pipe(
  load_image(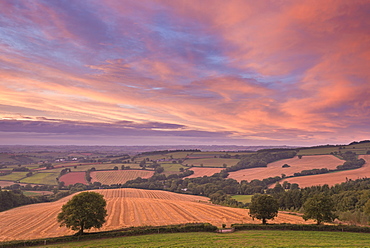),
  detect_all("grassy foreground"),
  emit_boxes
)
[40,230,370,248]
